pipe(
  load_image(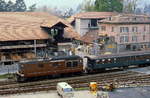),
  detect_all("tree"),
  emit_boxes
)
[135,8,143,14]
[14,0,26,12]
[144,4,150,14]
[123,0,139,13]
[0,0,6,12]
[63,8,75,18]
[94,0,123,12]
[28,4,36,12]
[82,0,95,12]
[82,0,123,12]
[6,0,14,12]
[110,0,123,12]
